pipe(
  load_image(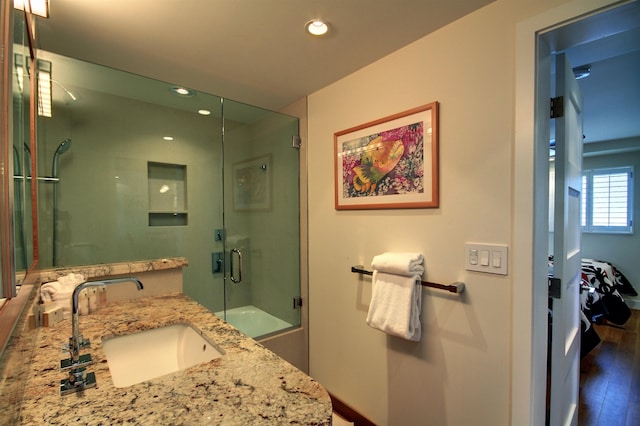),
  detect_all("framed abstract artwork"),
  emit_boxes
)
[233,154,272,211]
[334,102,439,210]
